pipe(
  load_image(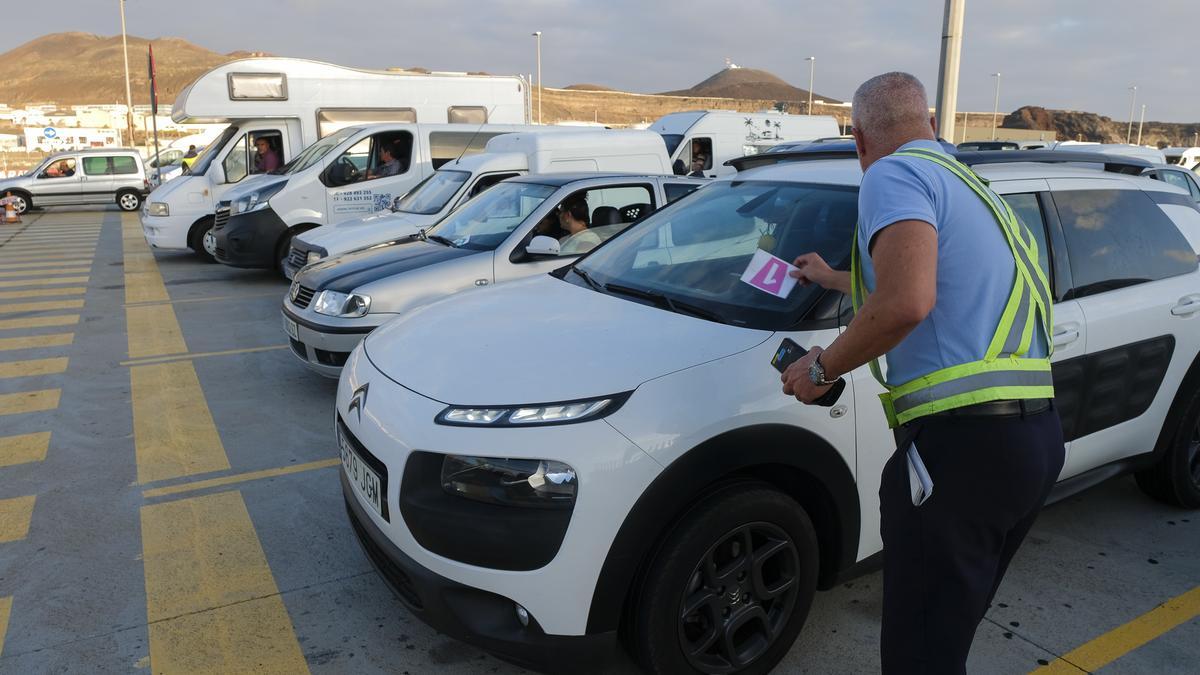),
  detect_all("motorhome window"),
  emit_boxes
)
[572,180,860,330]
[286,127,358,175]
[316,109,416,137]
[184,126,238,176]
[426,182,556,251]
[428,131,503,169]
[395,170,470,214]
[447,106,488,124]
[228,72,287,100]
